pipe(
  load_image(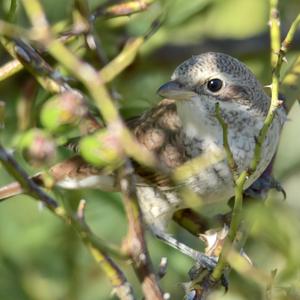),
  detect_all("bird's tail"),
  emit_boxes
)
[0,155,117,201]
[0,181,23,200]
[0,173,45,201]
